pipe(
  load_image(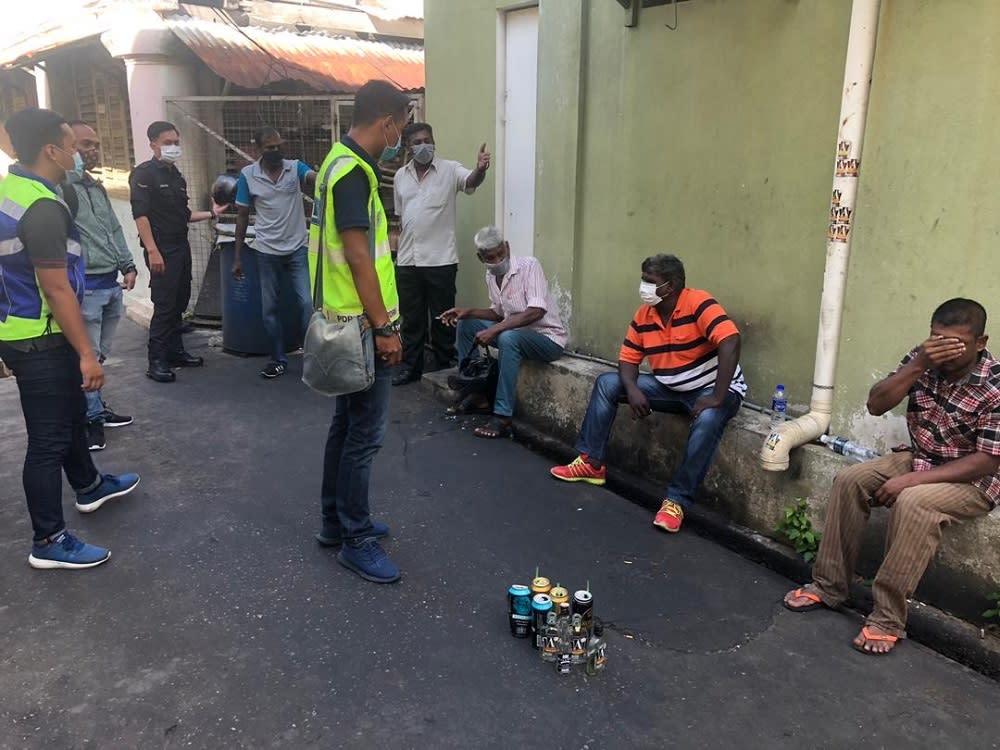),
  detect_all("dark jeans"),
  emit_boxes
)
[145,242,192,363]
[396,264,457,375]
[575,372,742,508]
[0,341,101,540]
[257,246,313,364]
[319,360,392,543]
